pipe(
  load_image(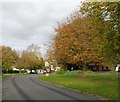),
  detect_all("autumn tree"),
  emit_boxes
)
[15,44,44,72]
[46,42,56,63]
[80,2,120,78]
[53,13,103,71]
[2,46,18,73]
[27,44,44,69]
[15,51,40,71]
[27,44,42,59]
